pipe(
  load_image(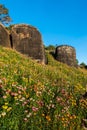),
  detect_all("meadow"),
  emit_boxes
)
[0,46,87,130]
